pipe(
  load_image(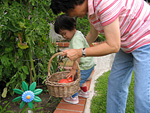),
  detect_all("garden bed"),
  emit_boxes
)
[0,86,61,113]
